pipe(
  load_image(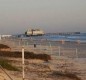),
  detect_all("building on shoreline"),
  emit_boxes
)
[25,29,44,36]
[0,35,12,40]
